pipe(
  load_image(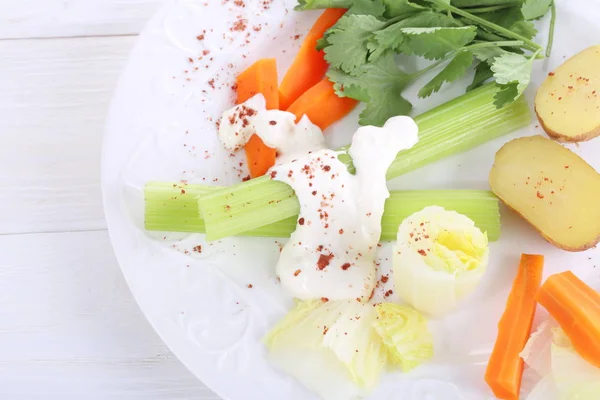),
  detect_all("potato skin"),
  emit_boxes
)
[535,45,600,143]
[489,136,600,252]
